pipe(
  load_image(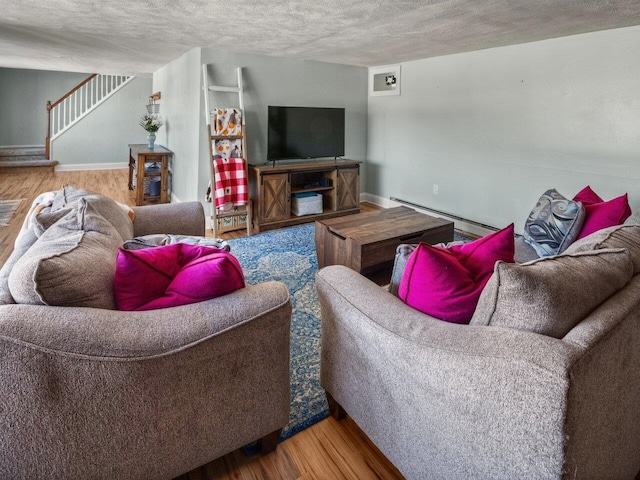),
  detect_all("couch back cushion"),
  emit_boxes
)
[470,248,634,338]
[398,224,514,324]
[51,186,134,240]
[113,243,245,311]
[8,198,123,309]
[564,224,640,275]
